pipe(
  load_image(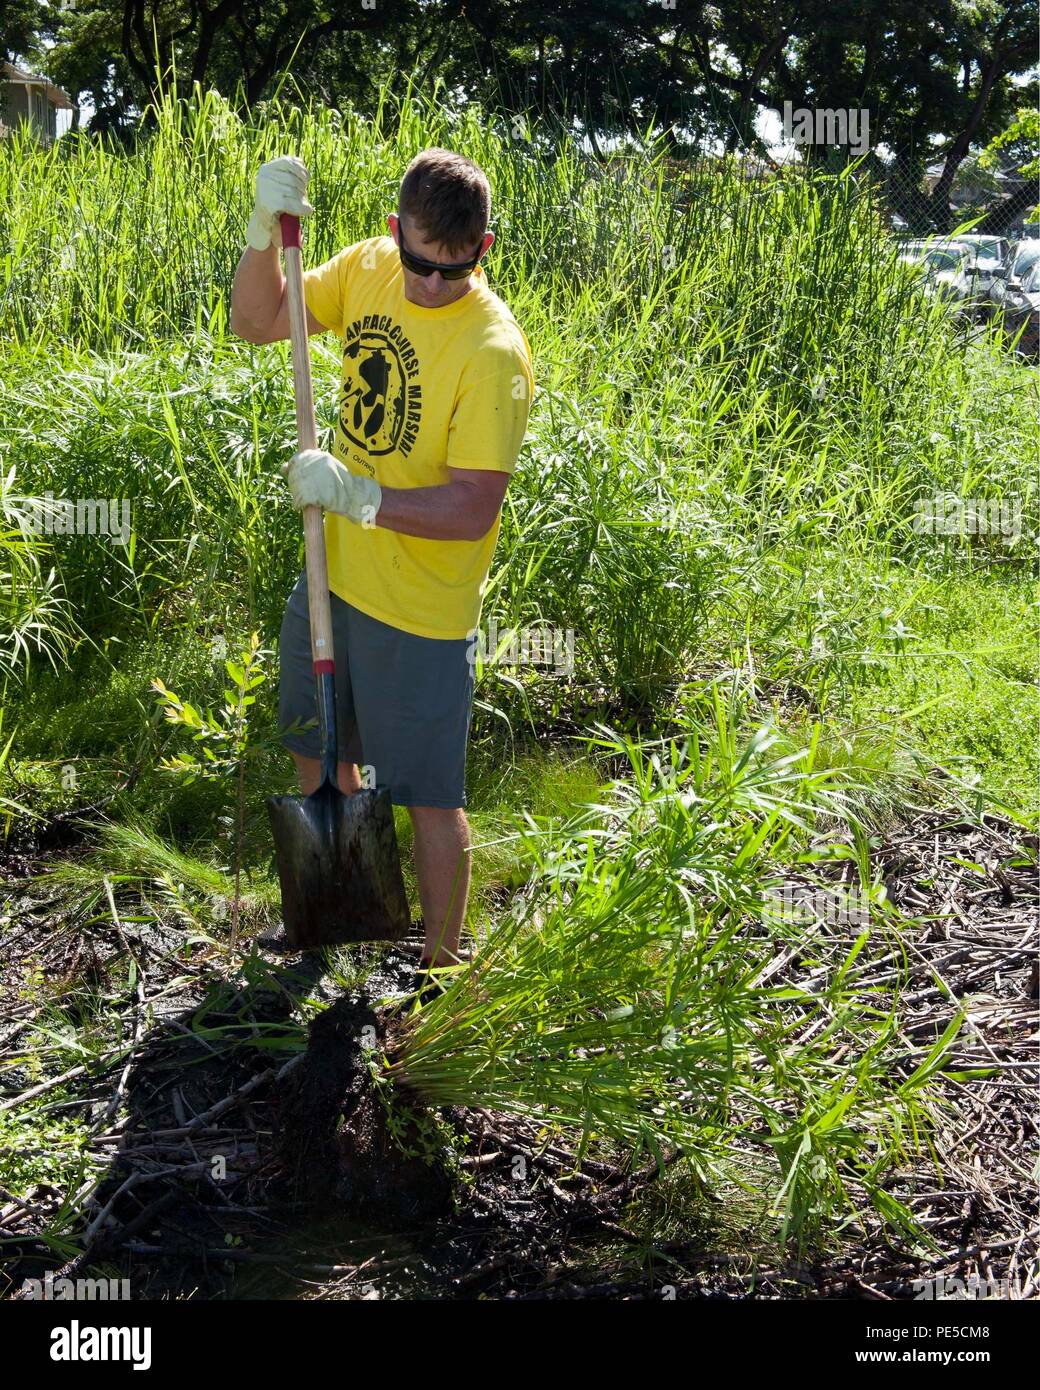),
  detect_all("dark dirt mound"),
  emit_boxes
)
[274,992,454,1222]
